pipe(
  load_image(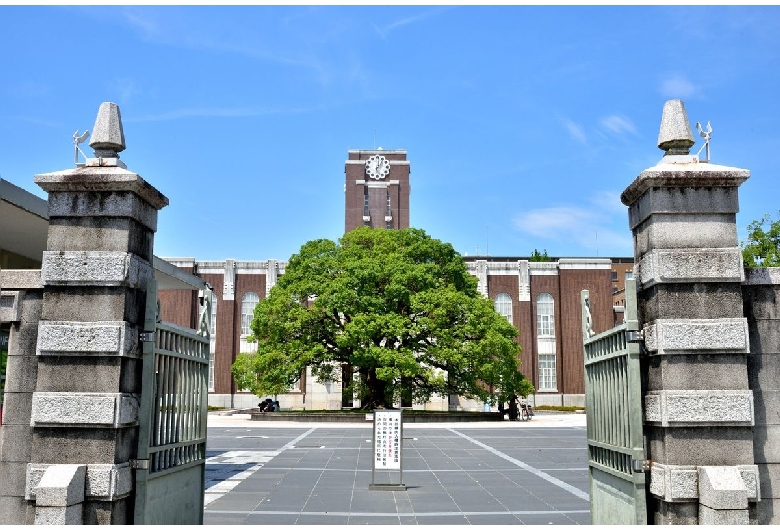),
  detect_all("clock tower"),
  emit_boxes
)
[344,149,410,233]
